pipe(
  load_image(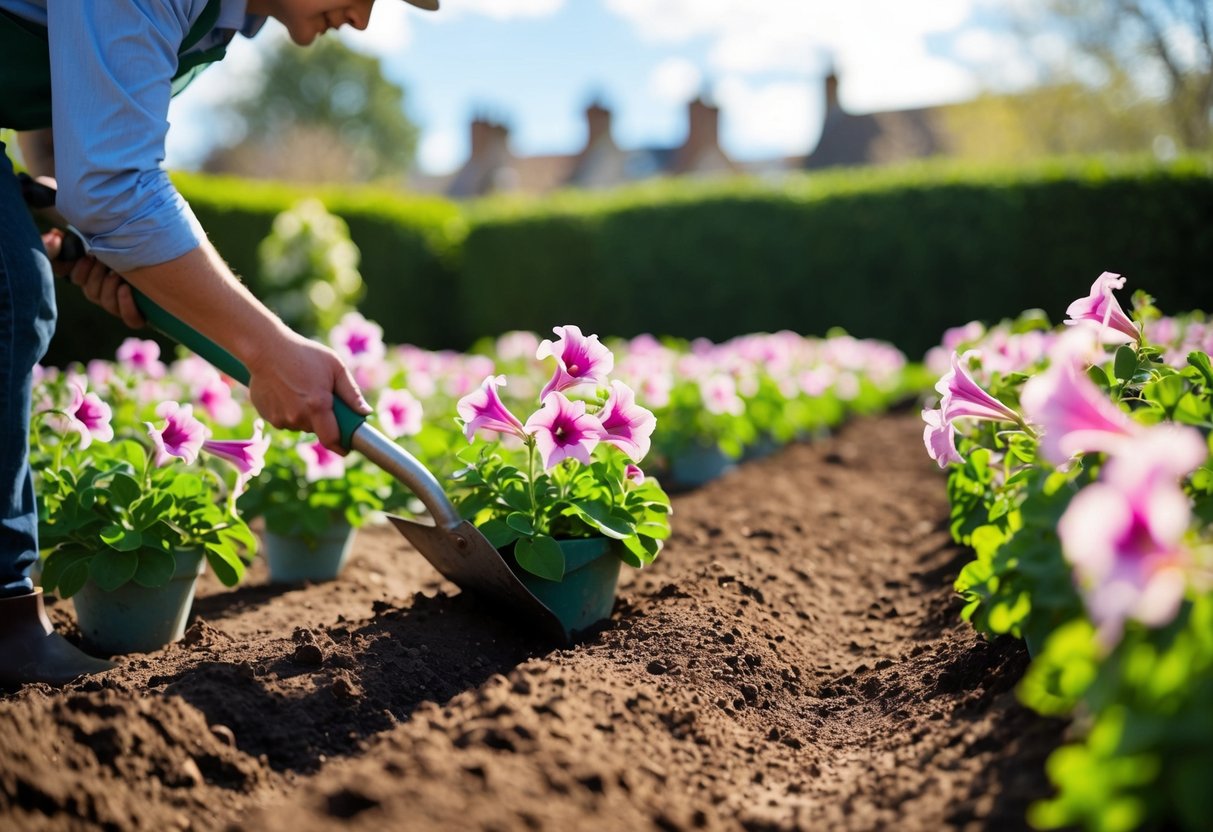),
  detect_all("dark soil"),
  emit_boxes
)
[1,411,1063,831]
